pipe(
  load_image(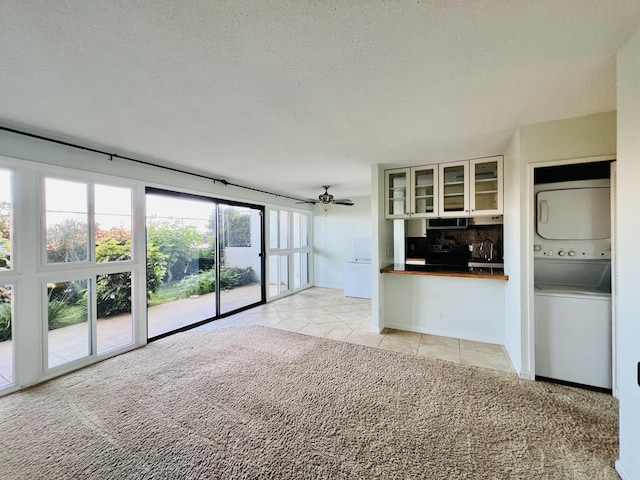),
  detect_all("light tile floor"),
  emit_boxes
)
[198,287,515,374]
